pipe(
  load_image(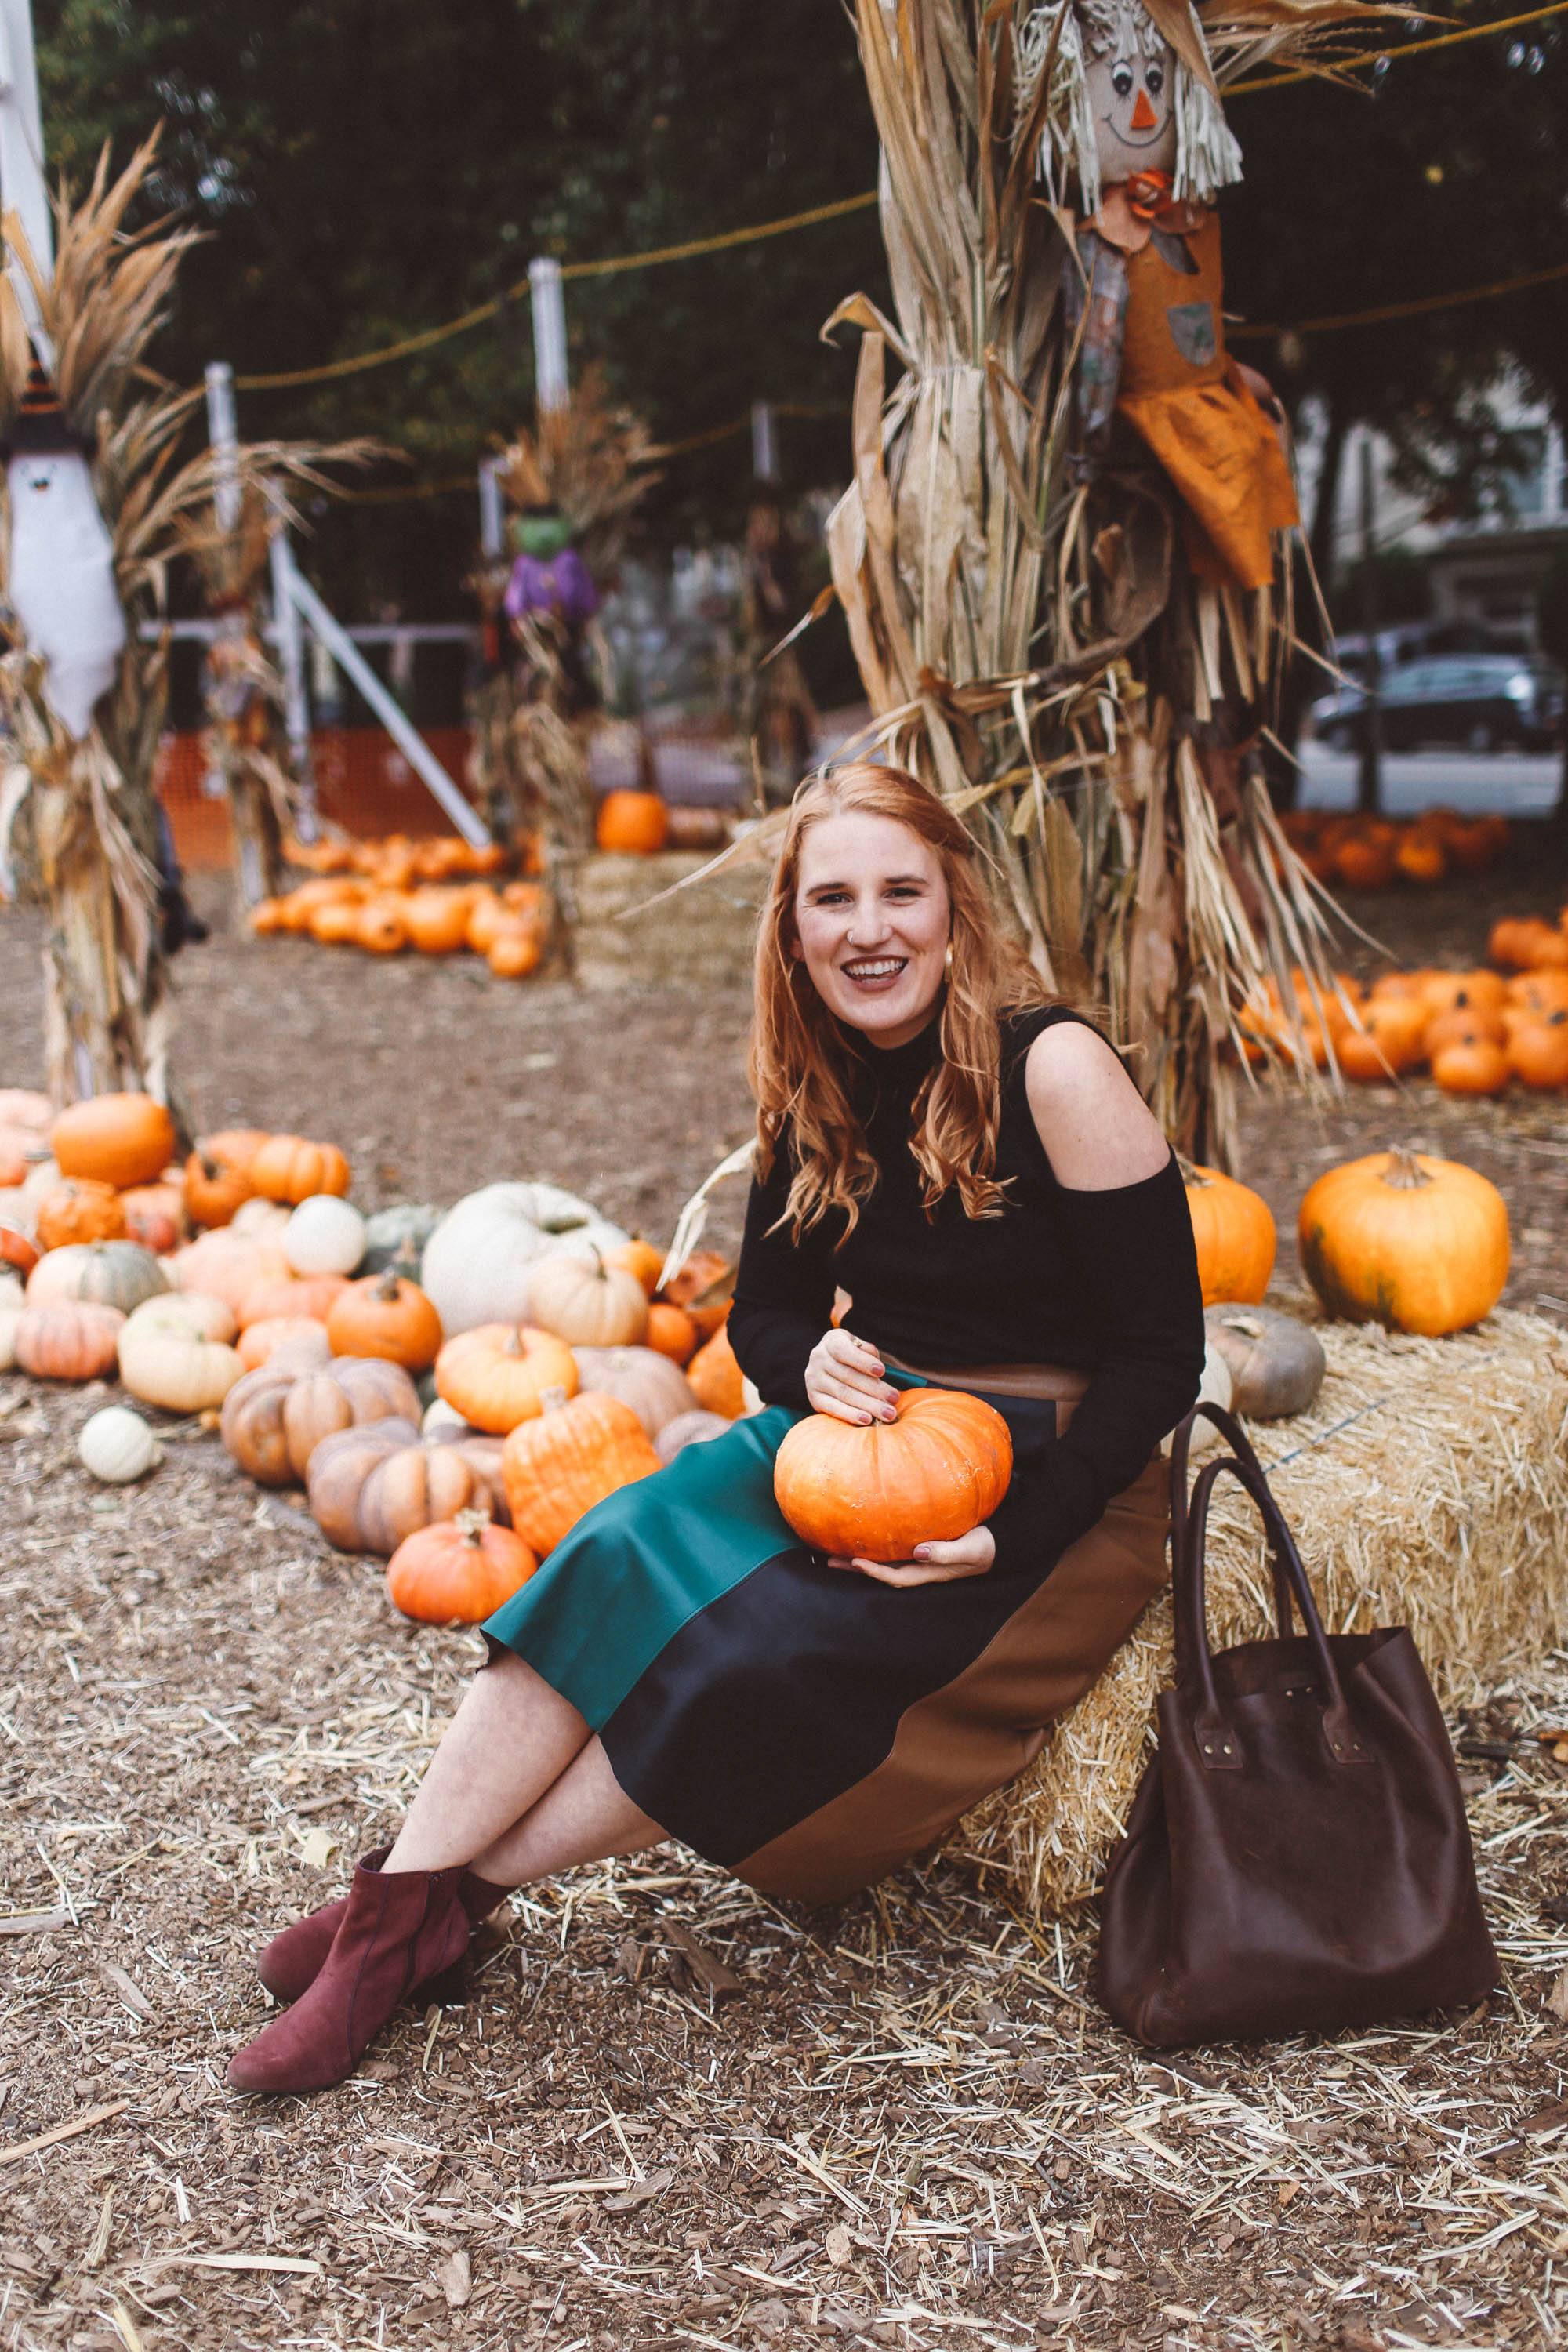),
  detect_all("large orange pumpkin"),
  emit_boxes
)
[1298,1148,1508,1337]
[386,1511,538,1625]
[249,1134,351,1204]
[501,1391,662,1555]
[434,1323,579,1434]
[1509,1010,1568,1091]
[325,1272,444,1371]
[596,789,669,855]
[52,1092,176,1190]
[1181,1165,1276,1307]
[773,1387,1014,1563]
[1430,1038,1510,1097]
